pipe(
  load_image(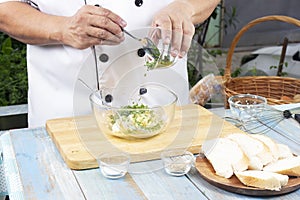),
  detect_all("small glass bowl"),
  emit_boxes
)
[228,94,267,122]
[97,152,130,179]
[161,149,194,176]
[132,27,178,70]
[144,42,178,70]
